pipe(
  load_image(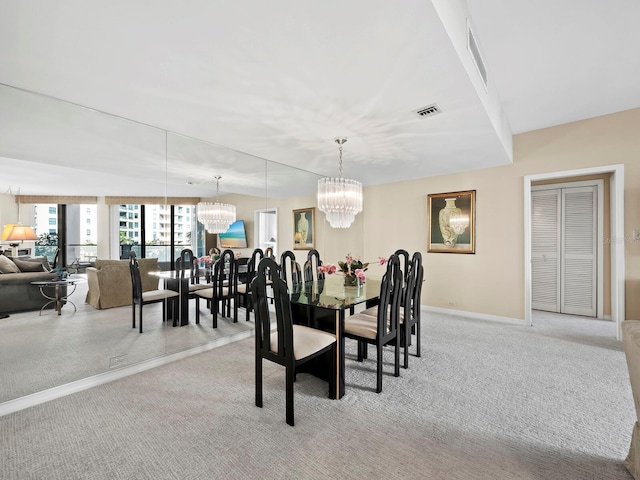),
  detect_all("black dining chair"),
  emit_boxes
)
[400,251,423,368]
[176,248,209,297]
[303,249,324,282]
[194,249,238,326]
[251,257,337,426]
[280,250,302,290]
[264,247,275,260]
[361,248,410,321]
[128,252,180,333]
[394,248,411,305]
[236,248,263,321]
[343,254,402,393]
[361,251,423,369]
